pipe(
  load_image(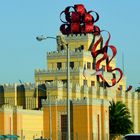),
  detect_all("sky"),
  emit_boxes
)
[0,0,140,89]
